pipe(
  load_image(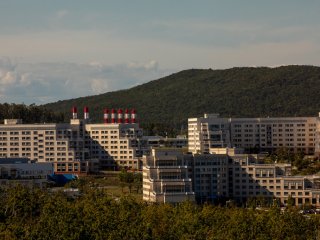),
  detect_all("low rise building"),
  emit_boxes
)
[0,157,54,188]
